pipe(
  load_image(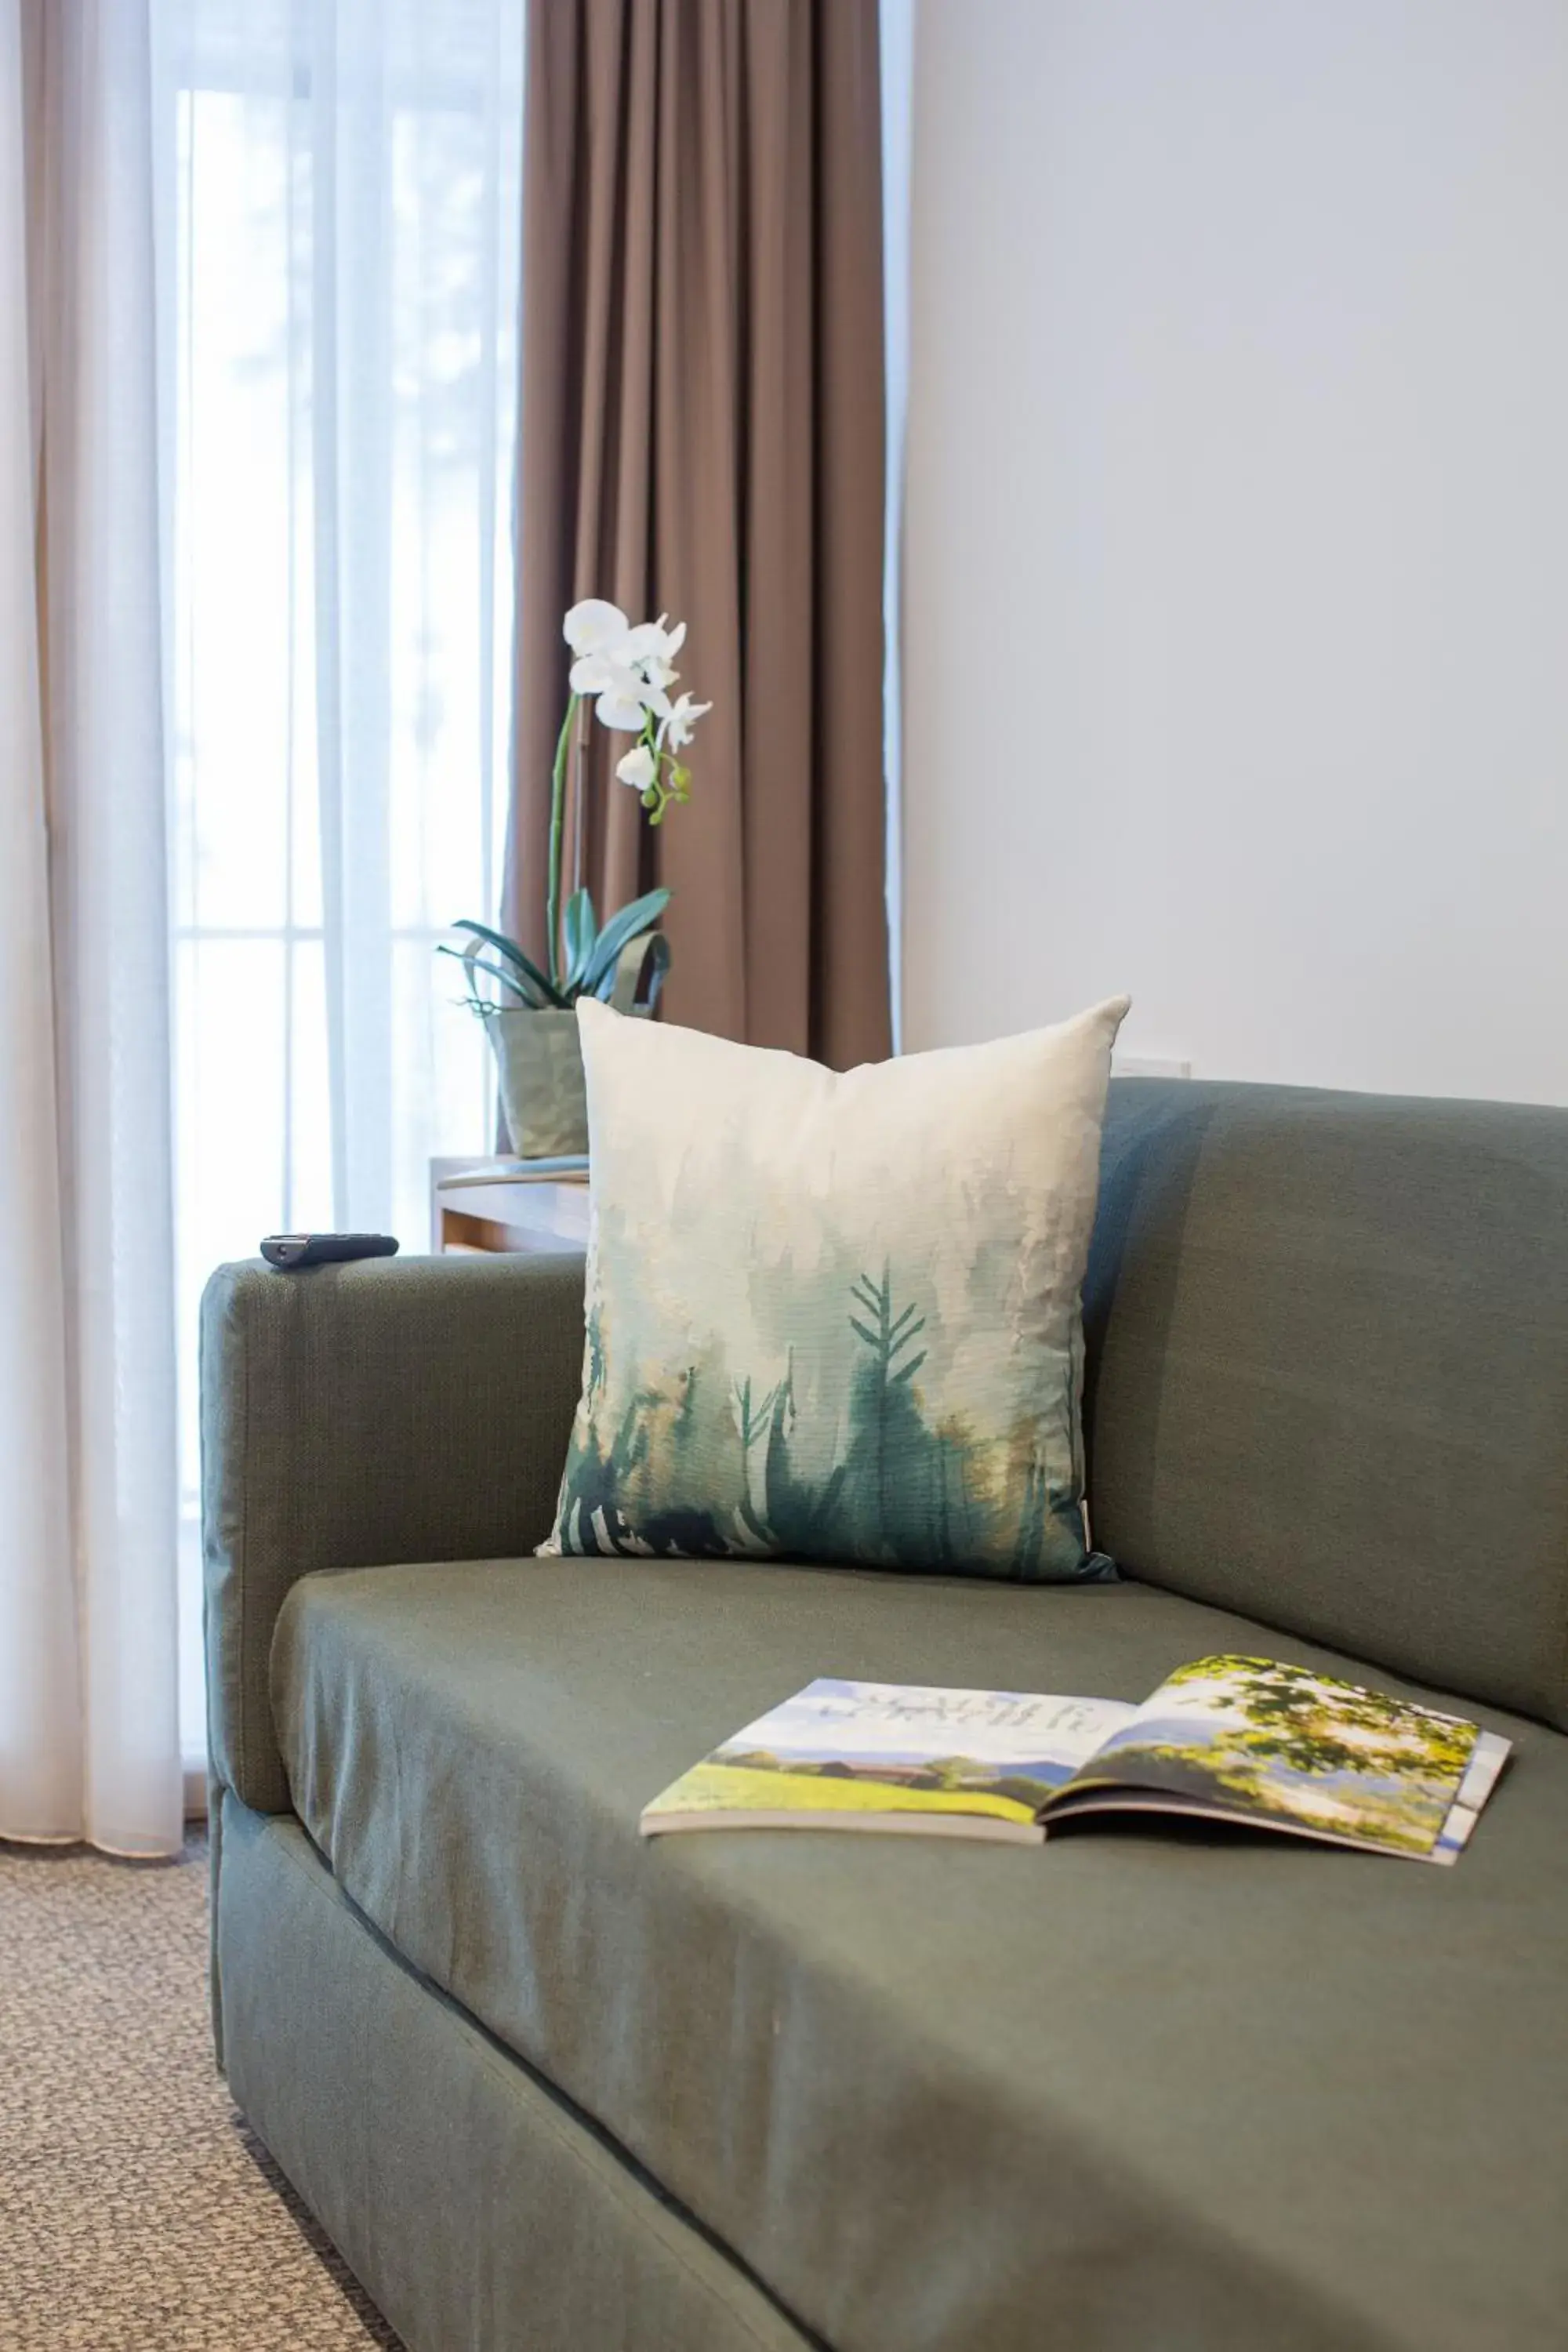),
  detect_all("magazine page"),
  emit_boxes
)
[641,1678,1138,1838]
[1044,1654,1506,1865]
